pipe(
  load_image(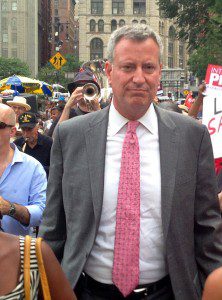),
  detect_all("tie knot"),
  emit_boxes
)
[127,121,139,133]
